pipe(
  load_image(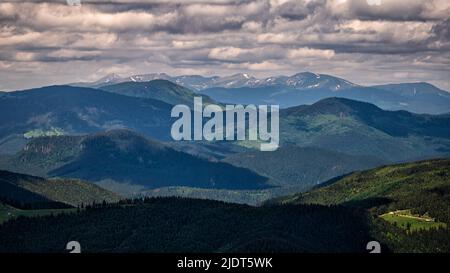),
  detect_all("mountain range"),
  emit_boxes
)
[70,72,360,91]
[199,79,450,114]
[145,98,450,201]
[71,72,450,114]
[71,72,260,90]
[0,130,268,190]
[1,82,449,199]
[0,70,448,253]
[0,85,176,155]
